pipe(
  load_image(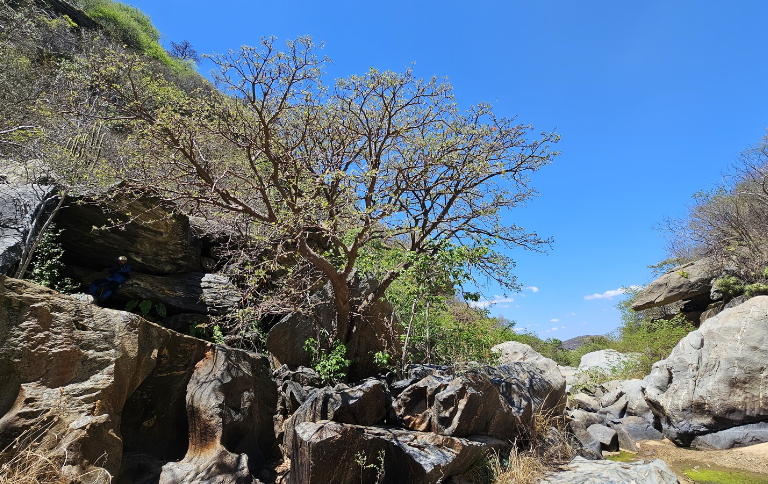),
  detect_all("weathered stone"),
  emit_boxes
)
[406,364,454,381]
[613,416,663,441]
[491,340,547,364]
[599,388,624,408]
[586,424,618,452]
[0,184,56,275]
[394,375,451,431]
[644,296,768,445]
[540,456,679,484]
[272,365,323,388]
[282,379,387,452]
[578,349,635,373]
[0,276,276,483]
[691,422,768,450]
[289,420,507,484]
[609,424,640,452]
[598,394,628,421]
[569,420,603,460]
[484,361,567,415]
[568,409,605,428]
[160,313,209,334]
[632,258,714,311]
[572,393,599,413]
[56,195,203,275]
[431,371,530,439]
